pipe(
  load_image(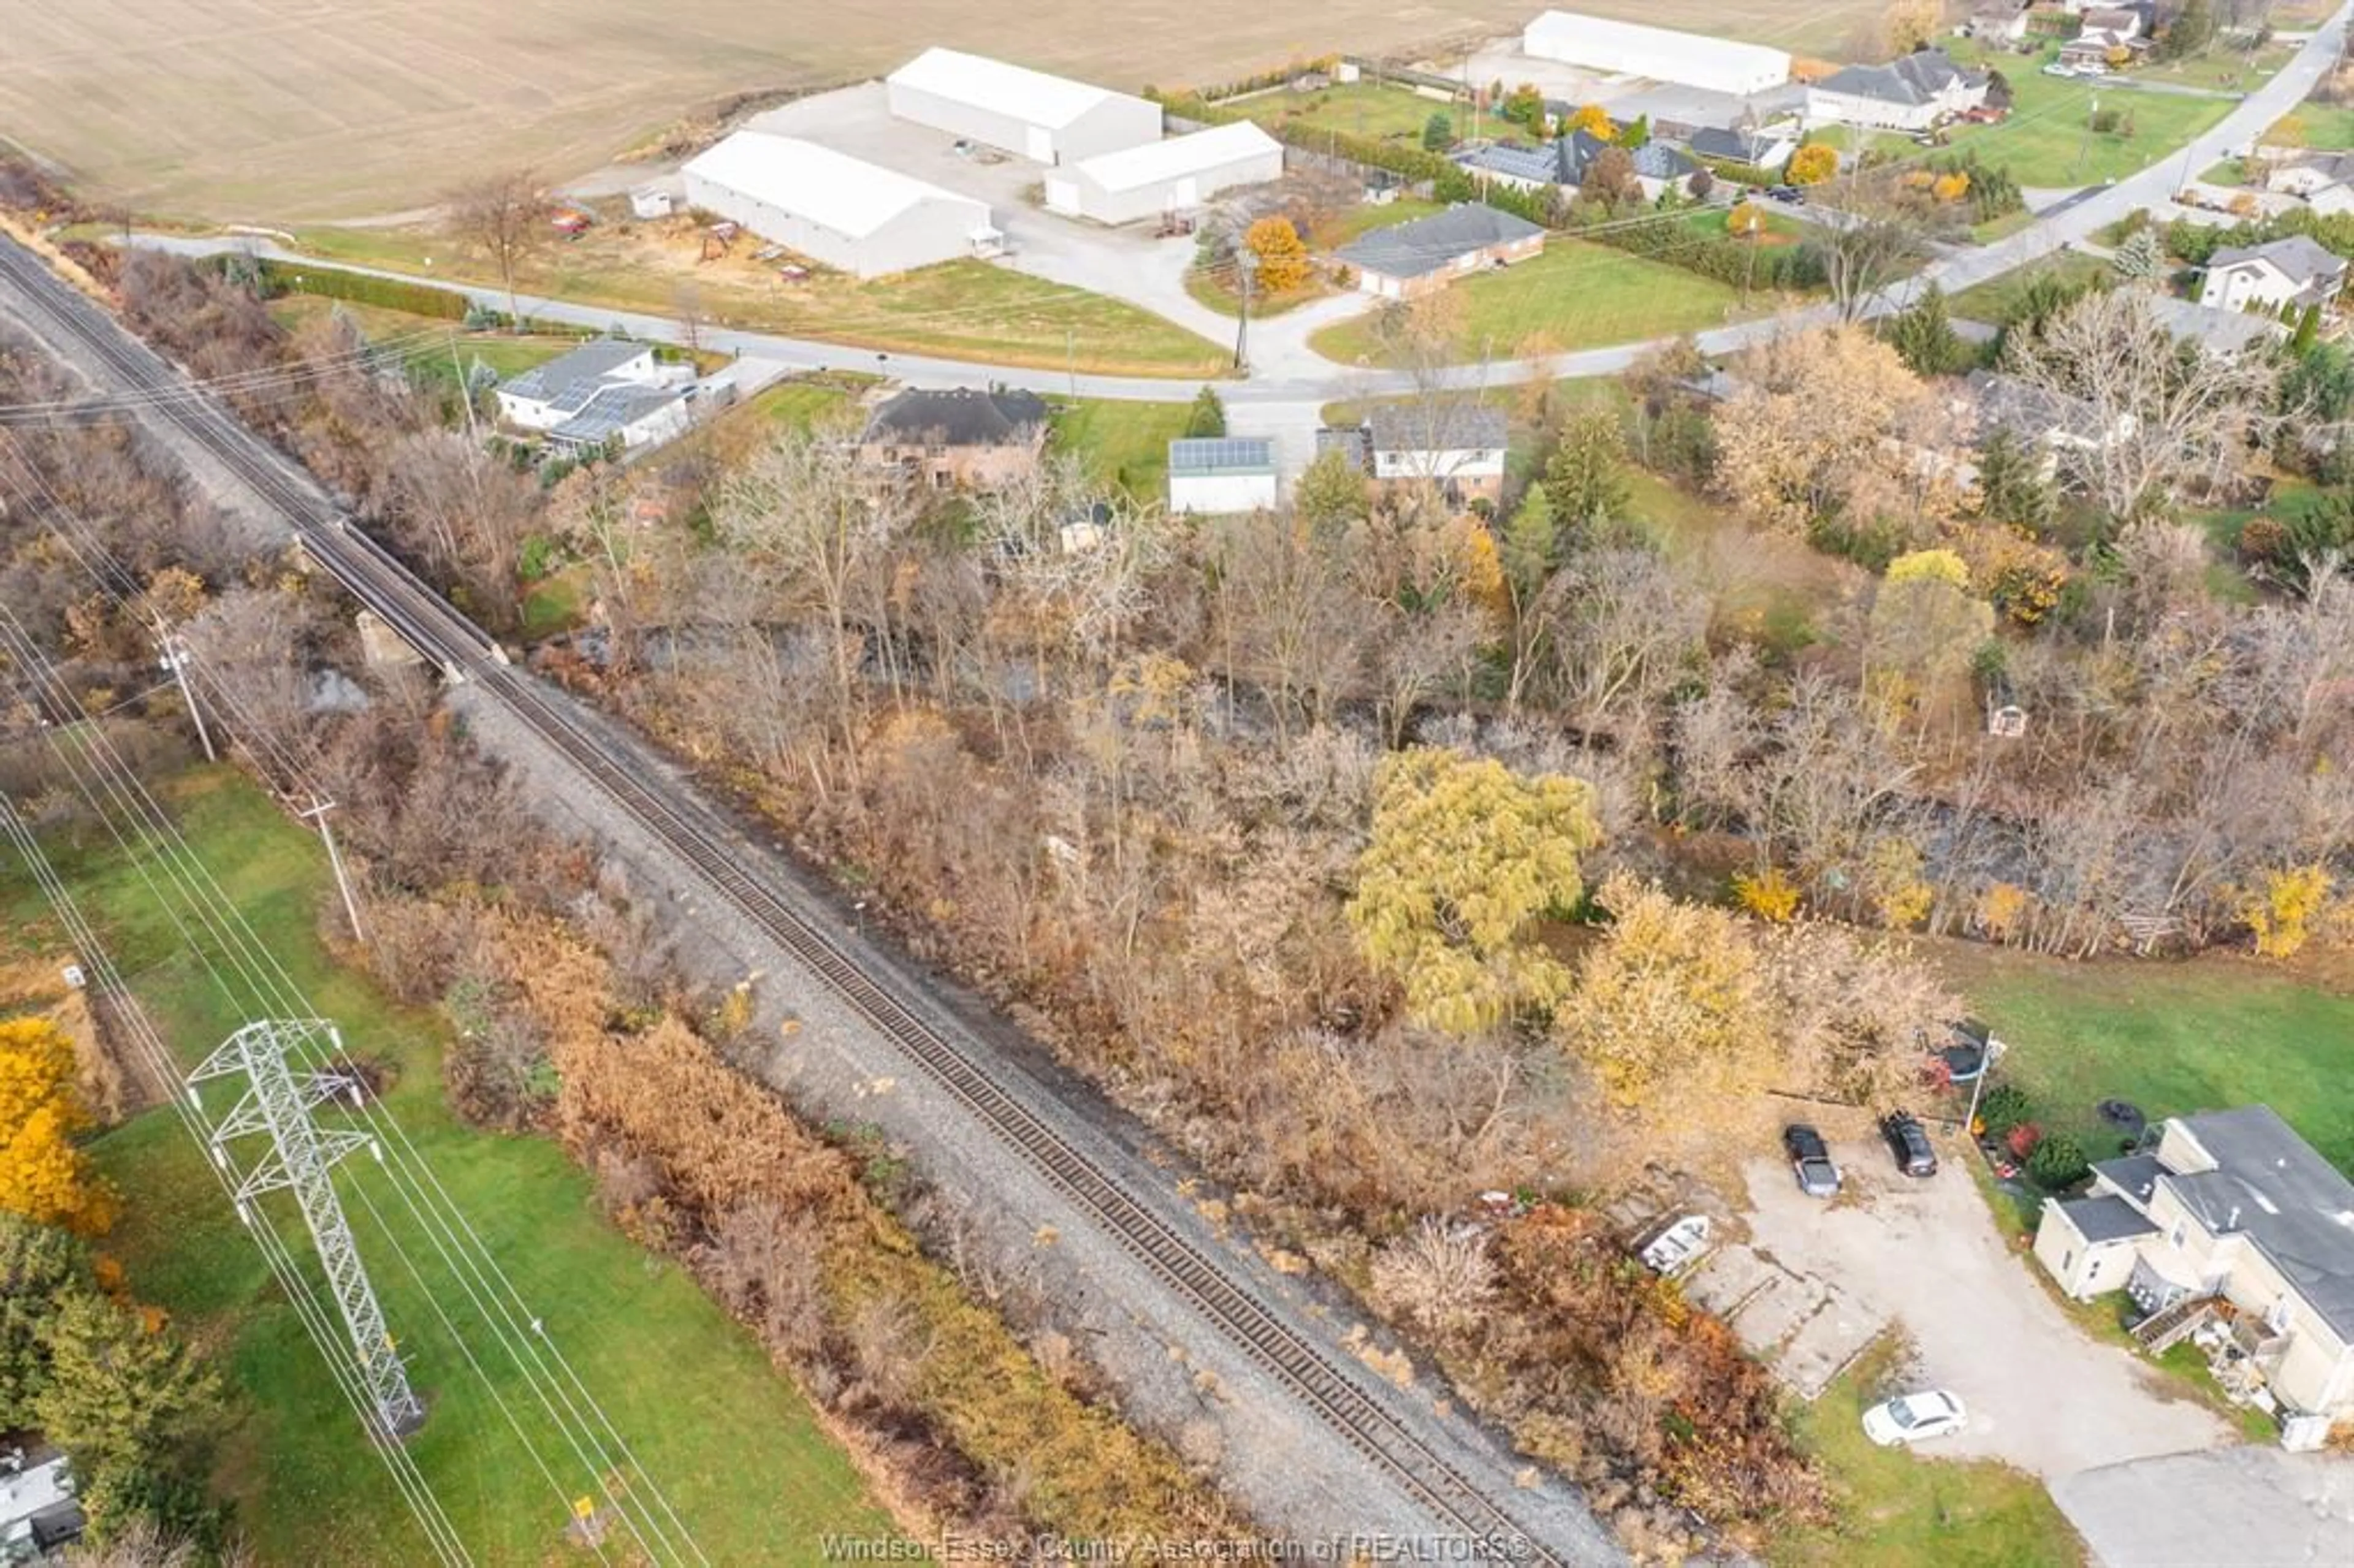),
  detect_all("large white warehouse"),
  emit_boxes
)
[1043,122,1284,224]
[682,132,999,280]
[886,48,1162,166]
[1522,12,1792,96]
